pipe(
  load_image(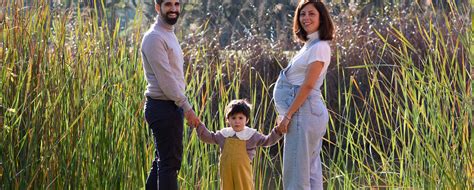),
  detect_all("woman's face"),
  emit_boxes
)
[299,4,320,34]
